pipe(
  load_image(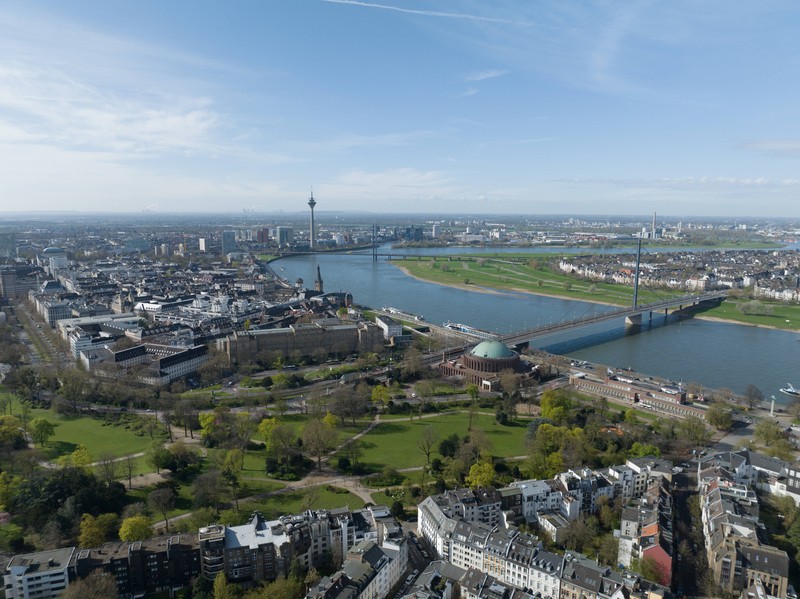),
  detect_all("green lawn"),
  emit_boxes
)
[246,486,365,521]
[396,256,800,333]
[396,257,667,307]
[698,299,800,332]
[46,415,160,460]
[354,412,530,471]
[7,396,159,460]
